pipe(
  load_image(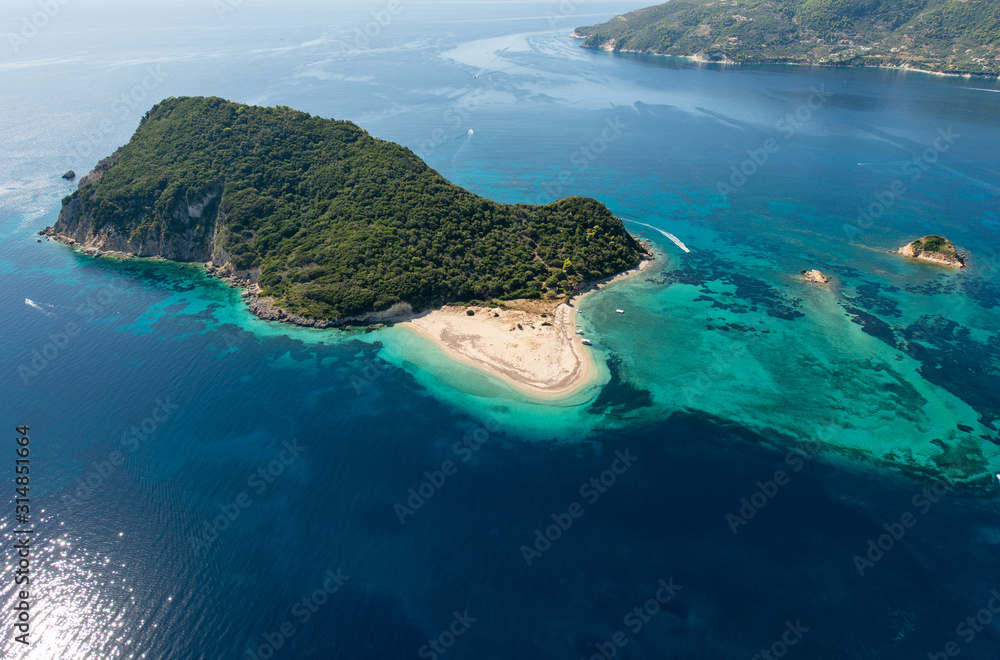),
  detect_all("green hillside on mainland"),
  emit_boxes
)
[574,0,1000,75]
[59,97,645,320]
